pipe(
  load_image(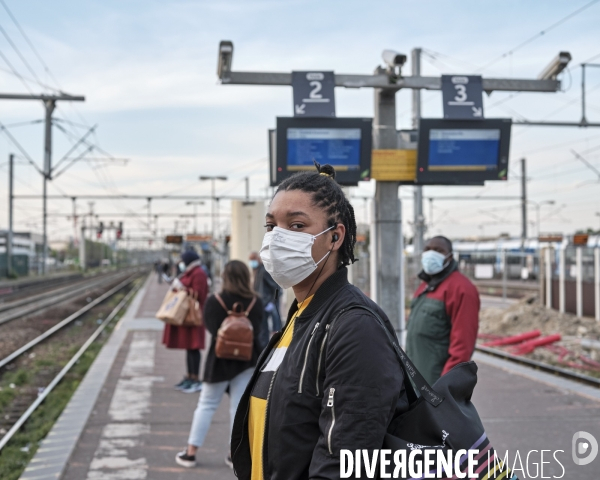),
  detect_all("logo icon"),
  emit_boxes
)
[572,431,598,466]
